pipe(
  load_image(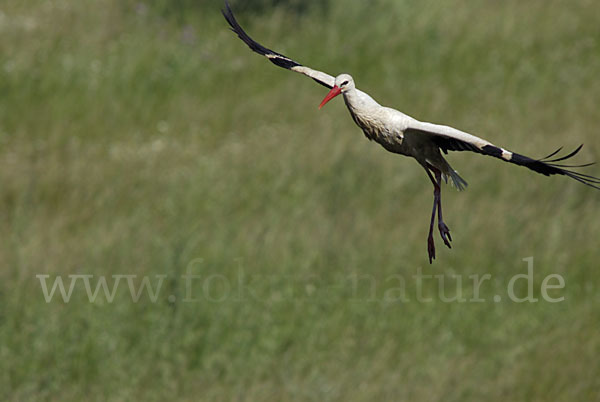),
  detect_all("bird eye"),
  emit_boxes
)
[341,80,349,87]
